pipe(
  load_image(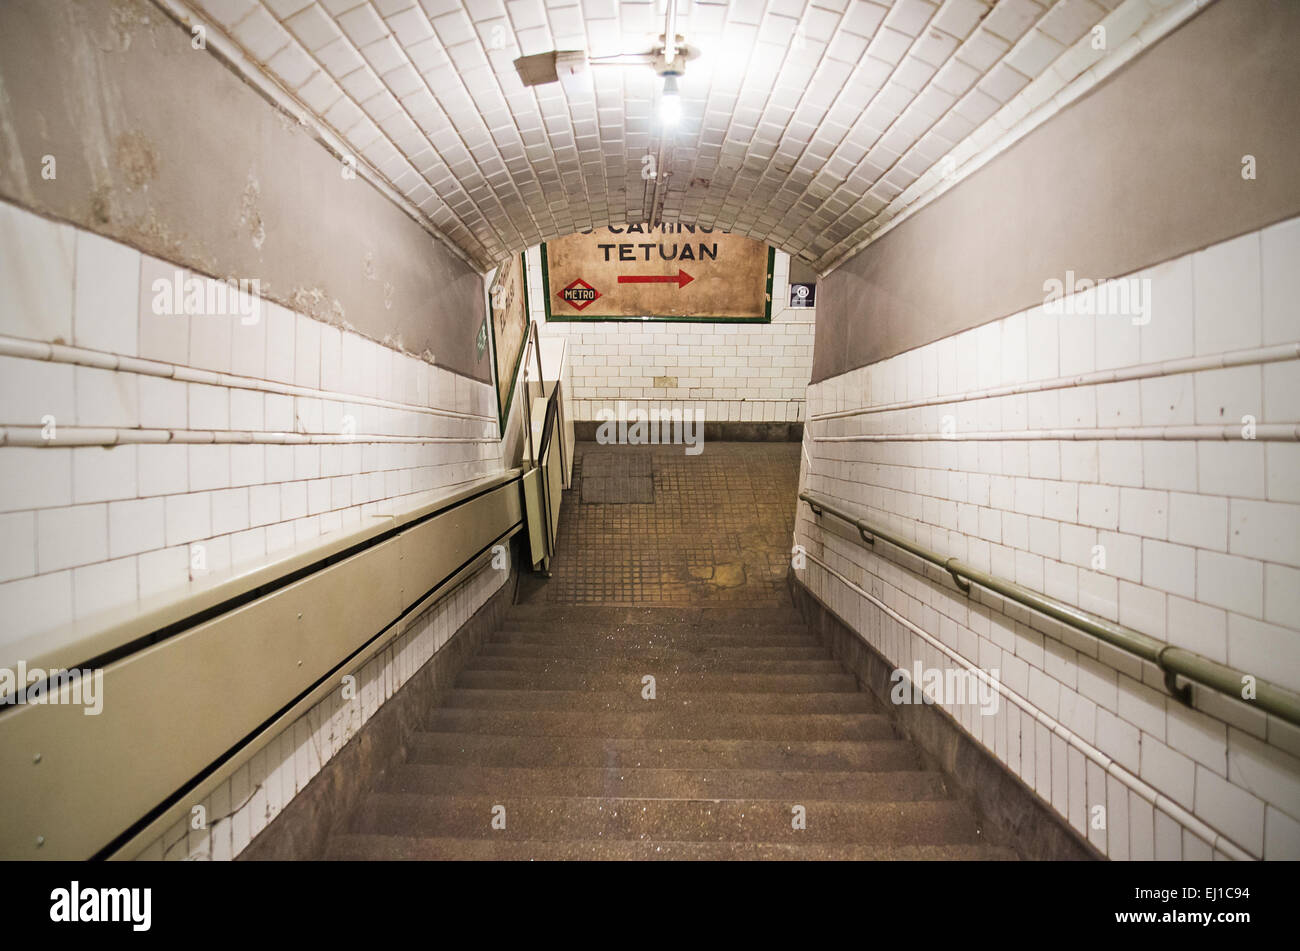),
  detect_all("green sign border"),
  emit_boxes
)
[489,250,530,433]
[541,241,775,324]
